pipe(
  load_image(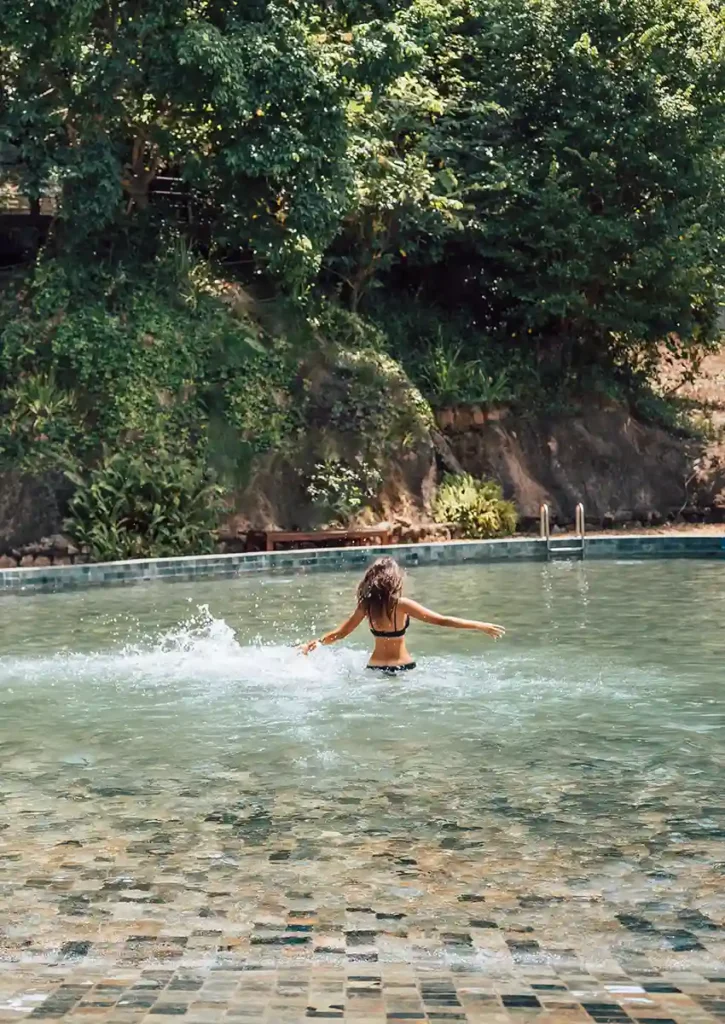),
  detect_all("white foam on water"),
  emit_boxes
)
[0,605,340,689]
[0,602,671,712]
[0,604,718,778]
